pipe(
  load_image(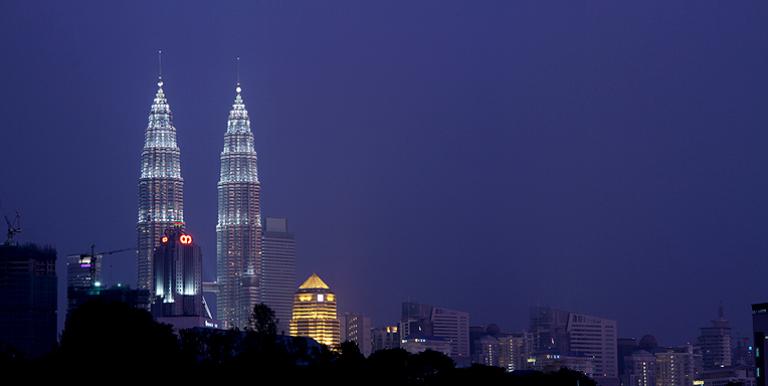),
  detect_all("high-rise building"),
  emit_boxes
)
[752,303,768,386]
[0,244,57,357]
[529,306,618,386]
[732,336,754,368]
[499,332,533,372]
[290,274,340,347]
[655,345,697,386]
[217,82,262,329]
[567,312,619,386]
[66,251,102,313]
[529,306,571,353]
[371,325,400,353]
[401,301,470,366]
[137,75,184,293]
[261,217,296,335]
[340,312,373,356]
[624,350,657,386]
[698,306,732,370]
[619,337,640,384]
[67,251,101,290]
[151,227,214,330]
